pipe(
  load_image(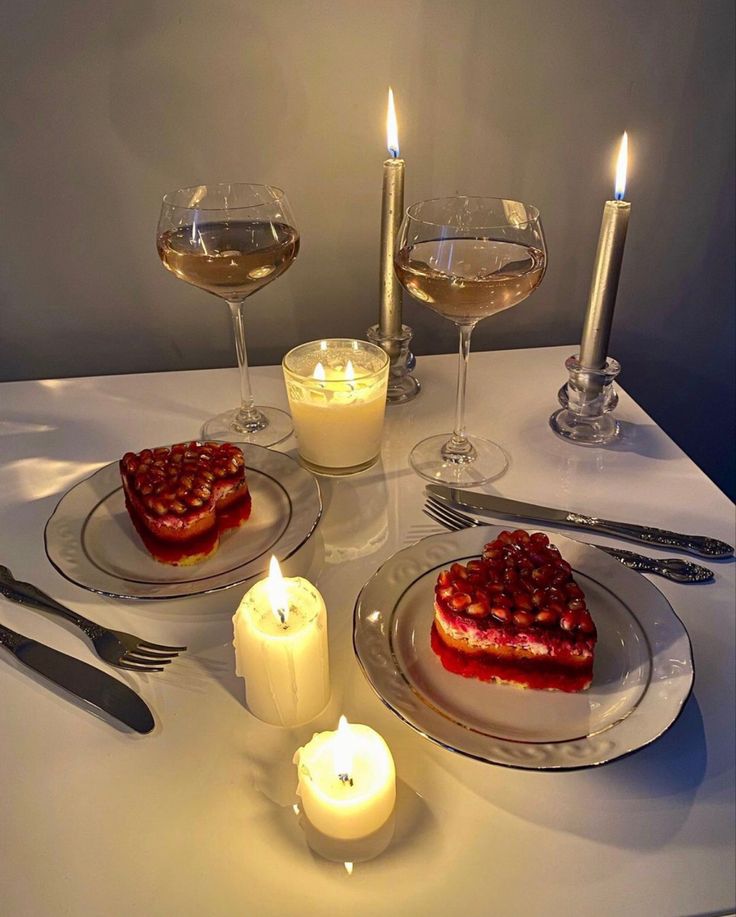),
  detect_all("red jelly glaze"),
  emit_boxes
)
[126,491,252,564]
[430,624,593,693]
